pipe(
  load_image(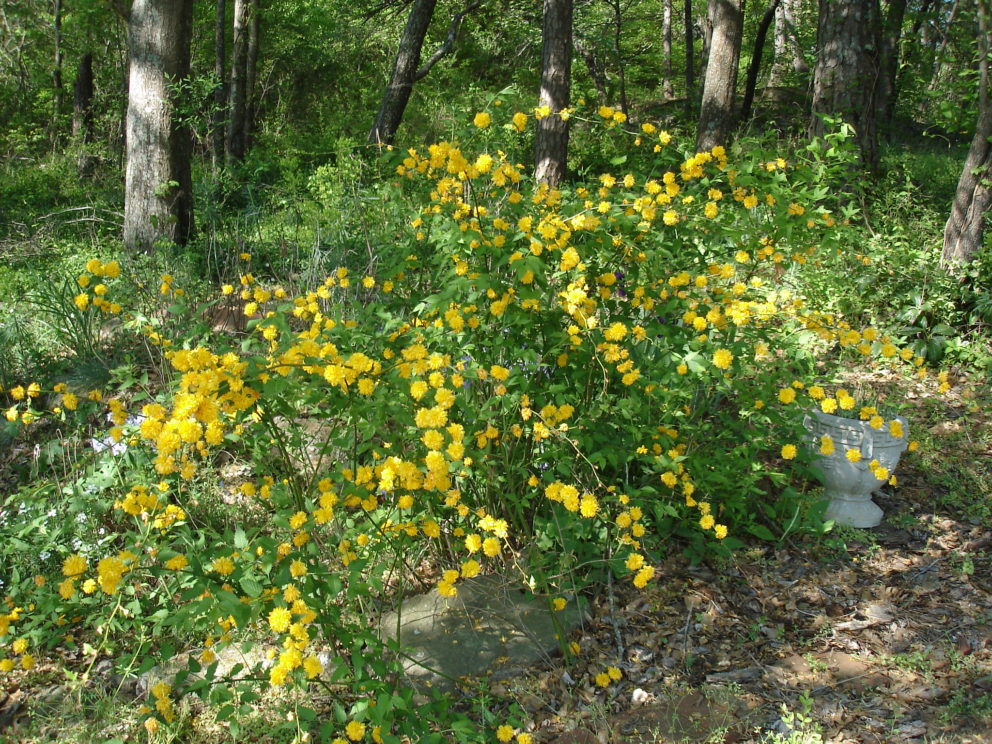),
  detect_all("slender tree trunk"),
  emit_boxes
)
[943,0,992,270]
[226,0,249,163]
[123,0,196,252]
[73,52,96,175]
[575,34,608,104]
[368,0,438,145]
[52,0,64,144]
[535,0,573,186]
[72,53,94,139]
[809,0,881,173]
[739,0,780,124]
[662,0,674,99]
[212,0,226,172]
[245,0,260,148]
[684,0,694,118]
[767,0,807,86]
[697,0,745,151]
[605,0,629,116]
[927,0,959,94]
[700,6,714,83]
[876,0,907,138]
